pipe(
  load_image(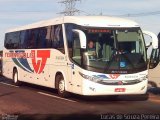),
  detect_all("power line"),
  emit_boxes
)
[79,9,160,17]
[116,11,160,17]
[80,10,94,16]
[0,9,160,18]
